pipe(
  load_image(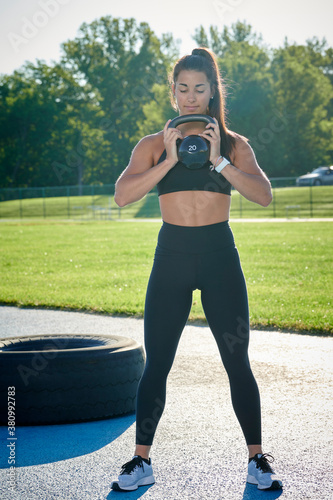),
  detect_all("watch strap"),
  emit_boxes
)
[215,157,230,173]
